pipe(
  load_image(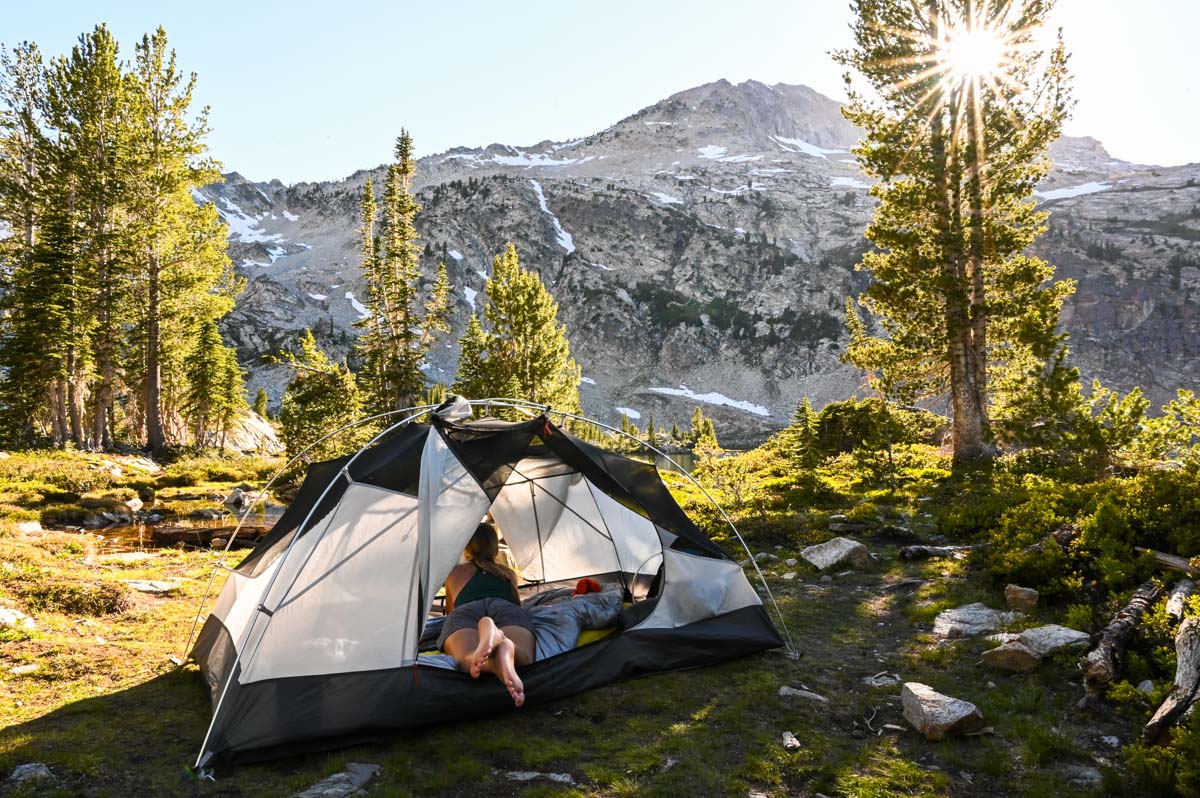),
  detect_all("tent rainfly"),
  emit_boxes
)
[189,397,788,768]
